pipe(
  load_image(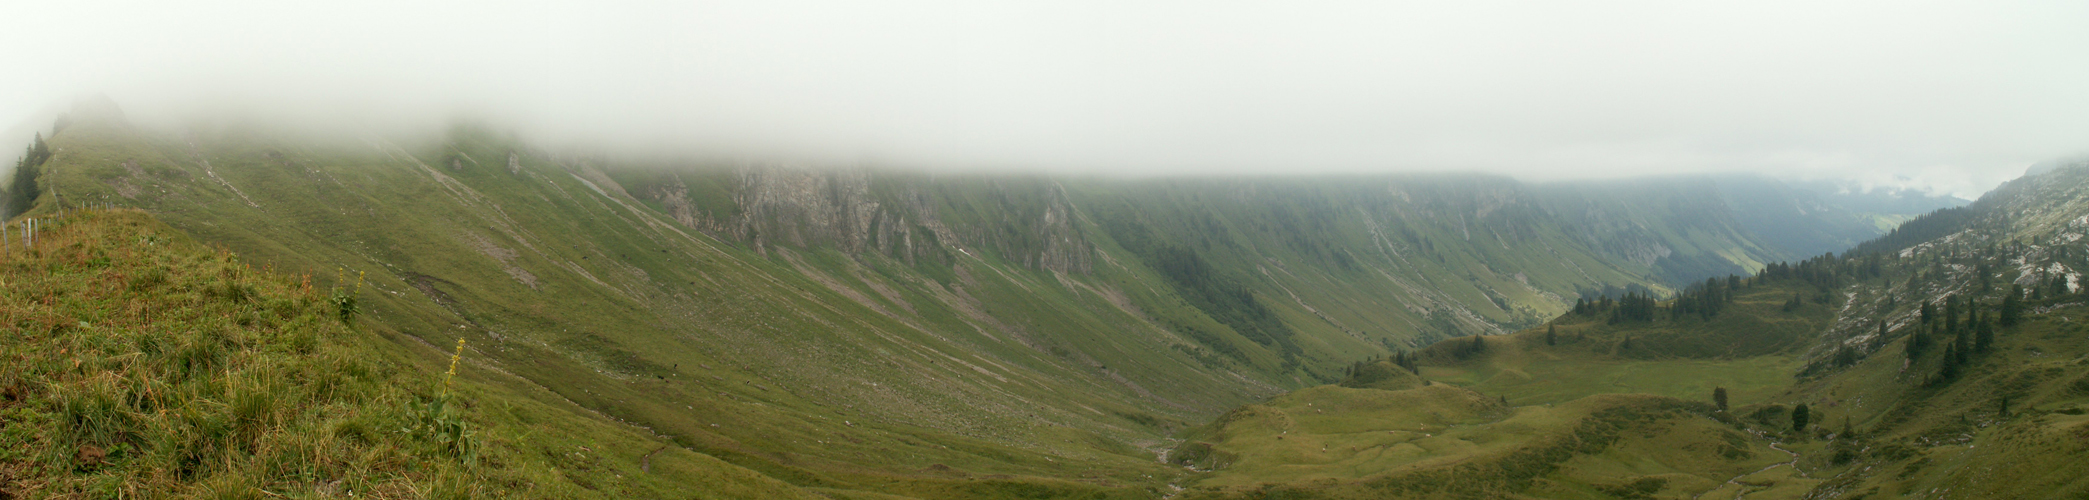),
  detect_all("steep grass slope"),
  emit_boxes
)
[0,209,818,498]
[28,116,1198,496]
